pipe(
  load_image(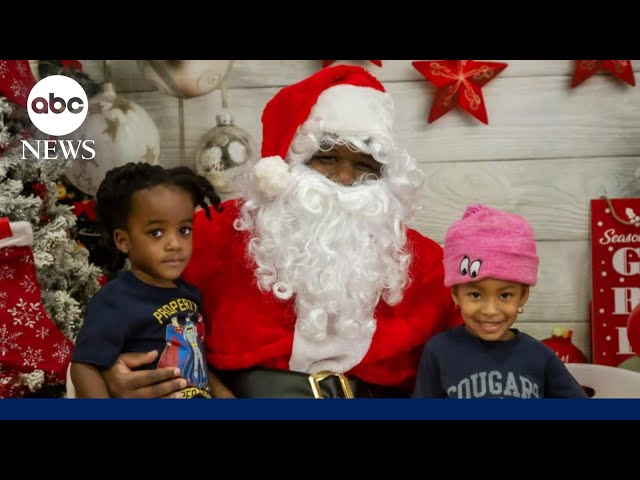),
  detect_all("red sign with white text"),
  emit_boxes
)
[590,197,639,366]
